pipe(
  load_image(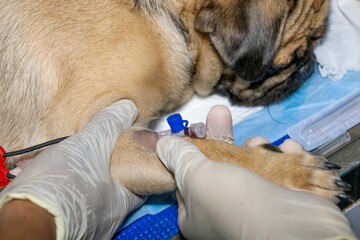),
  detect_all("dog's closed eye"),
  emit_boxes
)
[195,0,291,83]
